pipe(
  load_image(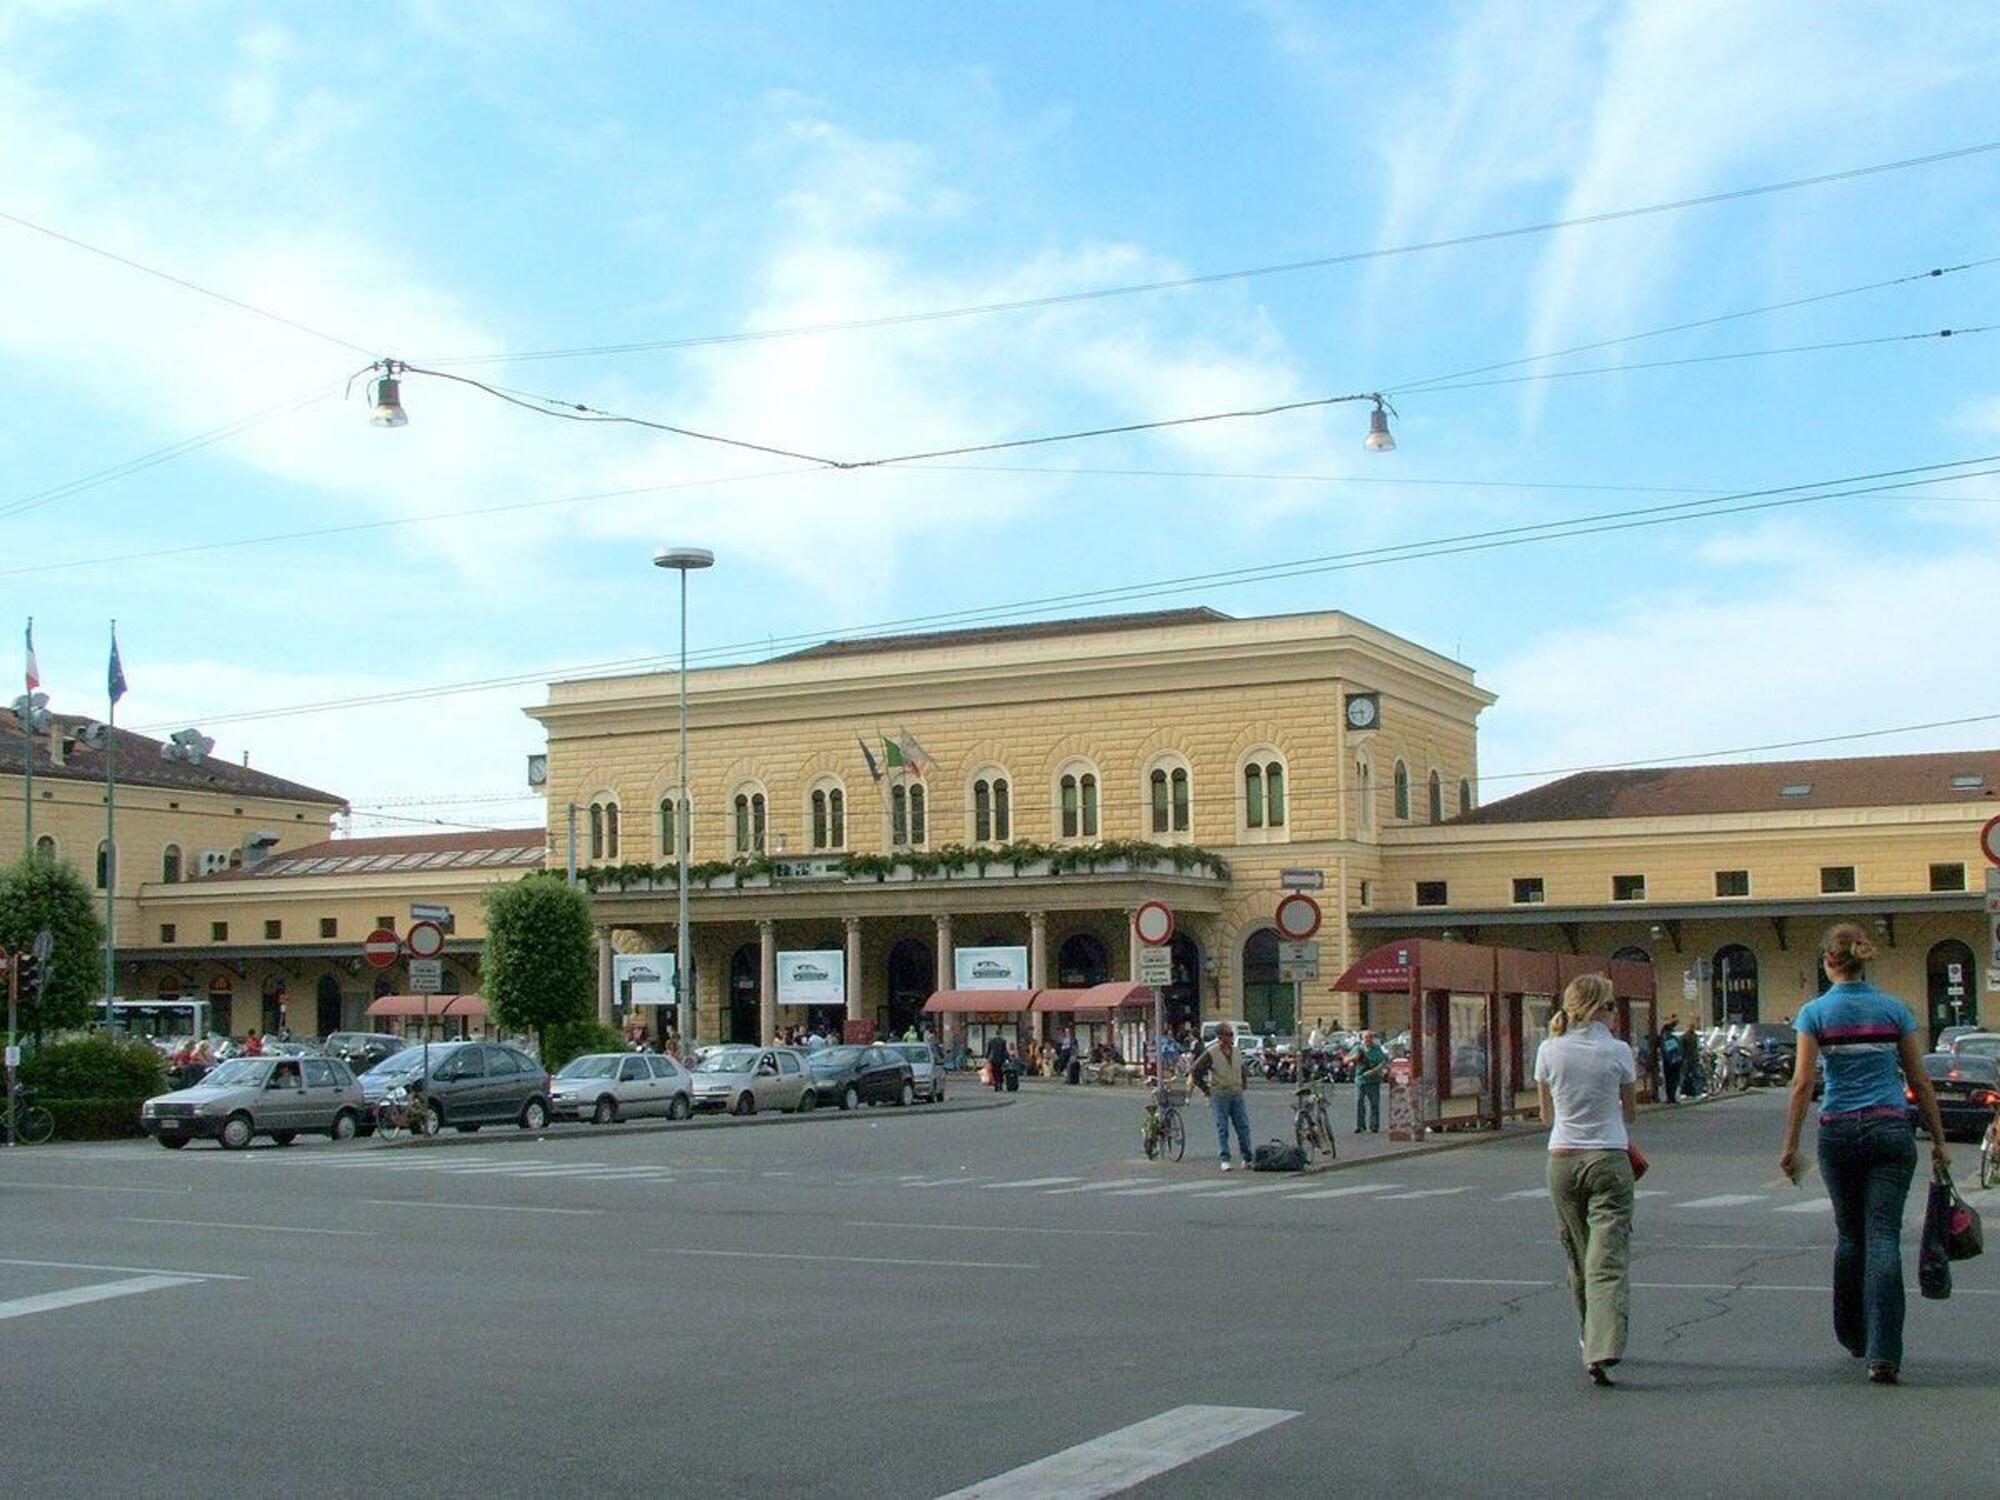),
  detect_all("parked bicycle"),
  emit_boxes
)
[2,1085,55,1146]
[372,1083,436,1142]
[1141,1080,1185,1162]
[1292,1080,1335,1163]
